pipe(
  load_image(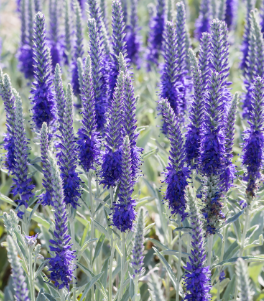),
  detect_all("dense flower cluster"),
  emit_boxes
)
[18,0,34,79]
[57,84,82,208]
[77,56,101,172]
[131,208,145,277]
[113,136,136,231]
[184,189,211,300]
[195,0,212,40]
[71,1,84,96]
[30,12,56,131]
[242,77,264,197]
[48,0,63,70]
[100,70,125,188]
[48,155,76,289]
[225,0,237,30]
[7,236,30,301]
[88,18,108,130]
[146,0,165,69]
[185,49,204,166]
[109,0,128,100]
[159,98,190,220]
[125,0,141,68]
[40,122,53,206]
[12,91,35,217]
[1,73,16,172]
